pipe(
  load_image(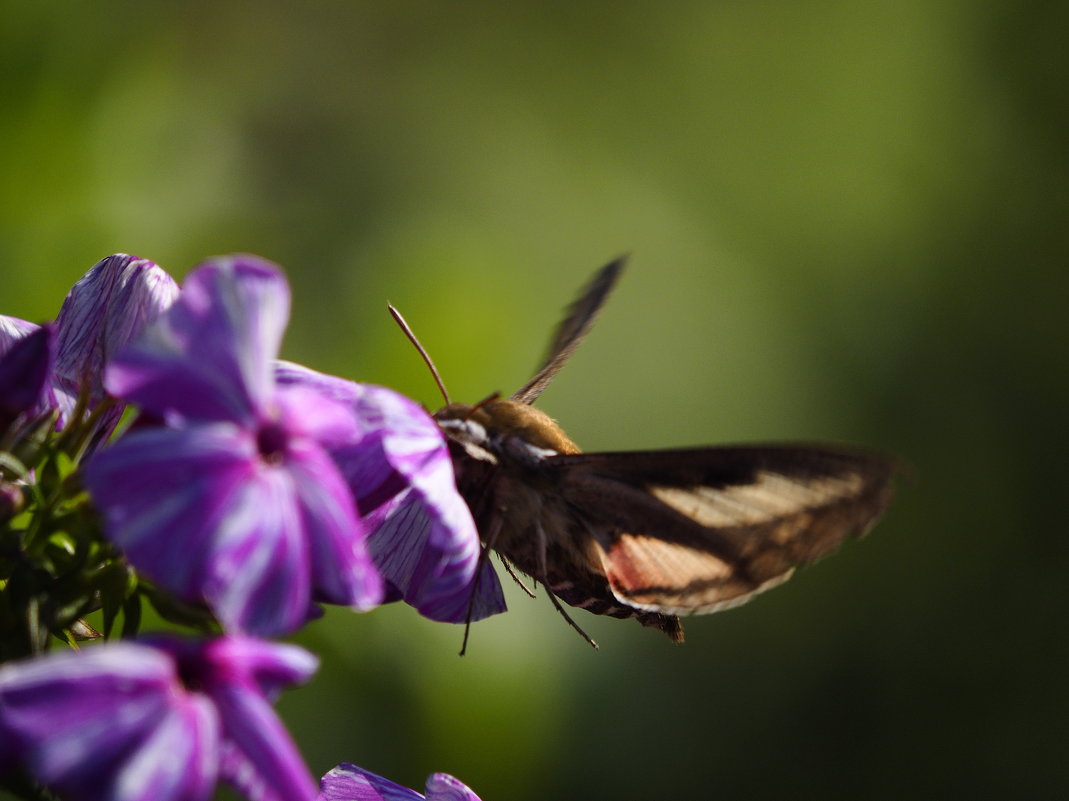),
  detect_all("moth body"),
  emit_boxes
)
[414,257,896,646]
[435,399,687,641]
